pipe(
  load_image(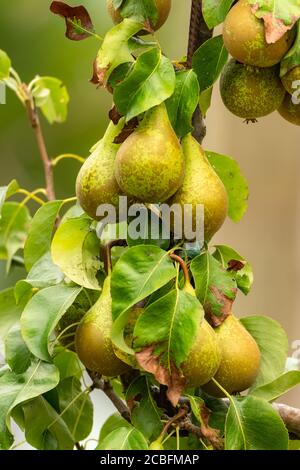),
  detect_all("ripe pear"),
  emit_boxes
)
[220,59,285,120]
[115,104,185,203]
[168,134,228,241]
[75,276,129,376]
[281,66,300,95]
[57,290,99,351]
[183,319,221,387]
[203,315,261,397]
[76,119,125,220]
[106,0,171,33]
[223,0,294,67]
[278,93,300,126]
